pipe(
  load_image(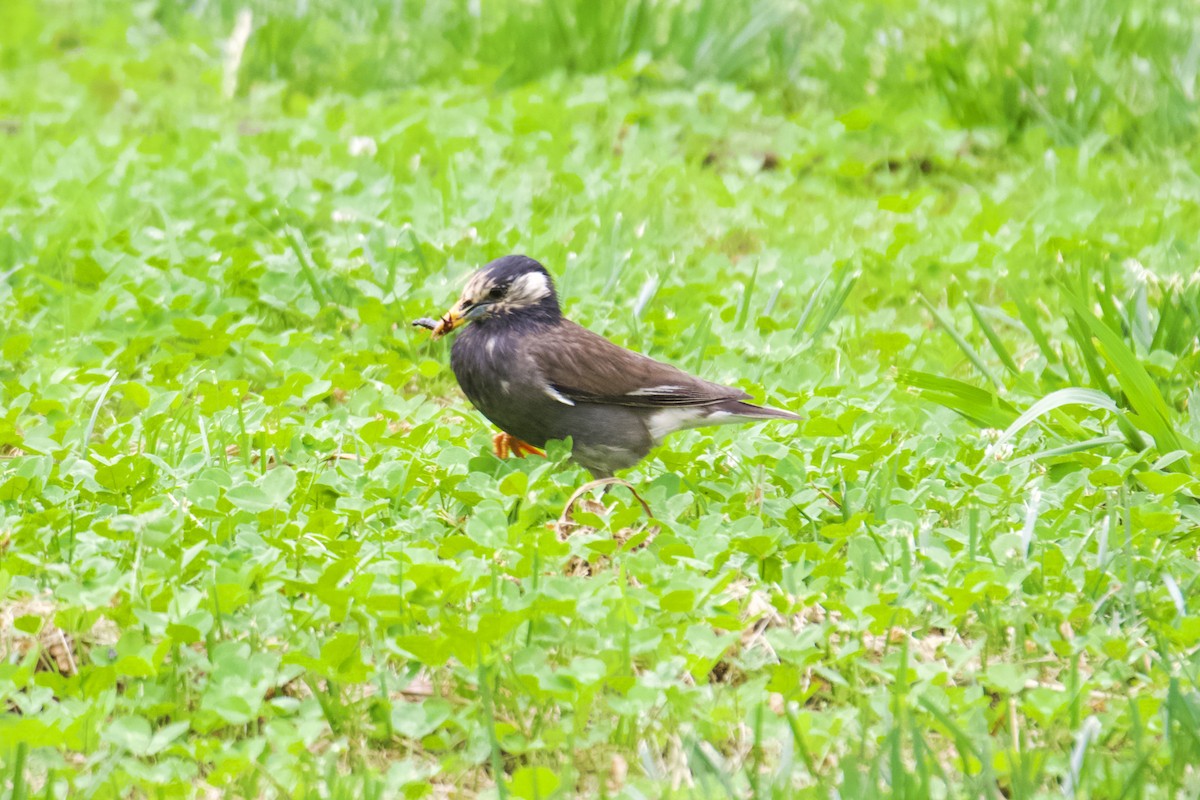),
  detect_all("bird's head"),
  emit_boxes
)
[431,255,561,339]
